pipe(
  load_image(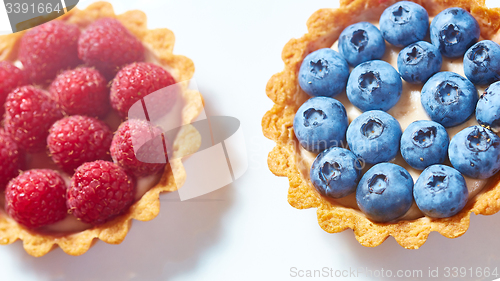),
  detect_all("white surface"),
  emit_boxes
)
[2,0,500,280]
[178,143,233,200]
[0,0,14,34]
